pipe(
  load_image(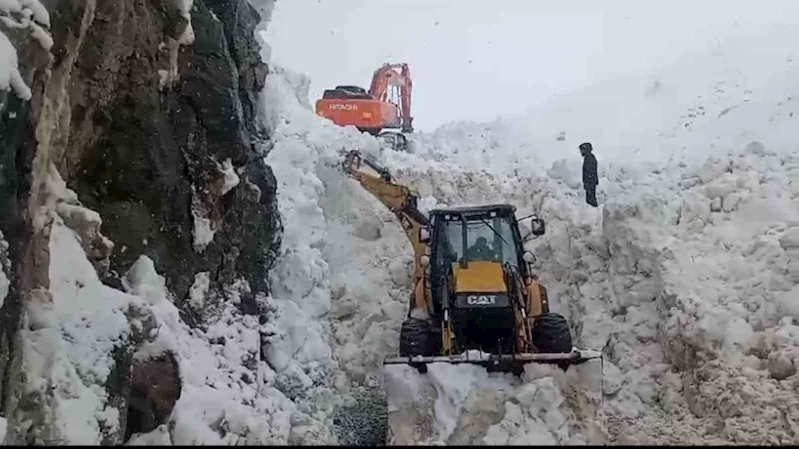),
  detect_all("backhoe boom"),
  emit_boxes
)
[342,150,431,314]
